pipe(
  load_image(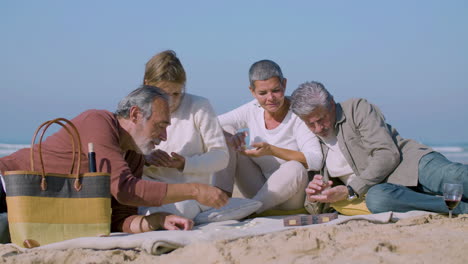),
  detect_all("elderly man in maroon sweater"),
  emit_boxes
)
[0,85,228,237]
